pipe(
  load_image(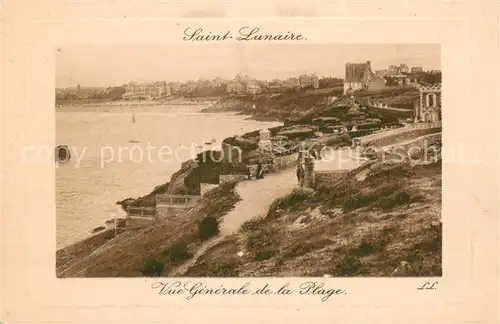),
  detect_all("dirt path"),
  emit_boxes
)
[172,151,367,276]
[219,168,298,235]
[170,168,298,276]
